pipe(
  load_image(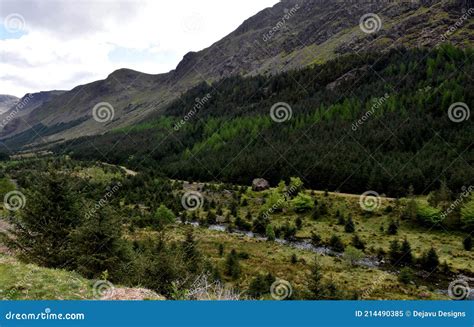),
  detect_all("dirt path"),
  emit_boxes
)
[100,162,137,176]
